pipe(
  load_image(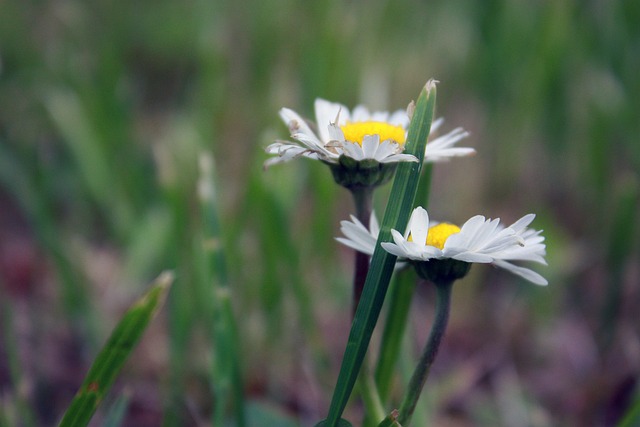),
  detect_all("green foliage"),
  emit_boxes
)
[57,273,173,427]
